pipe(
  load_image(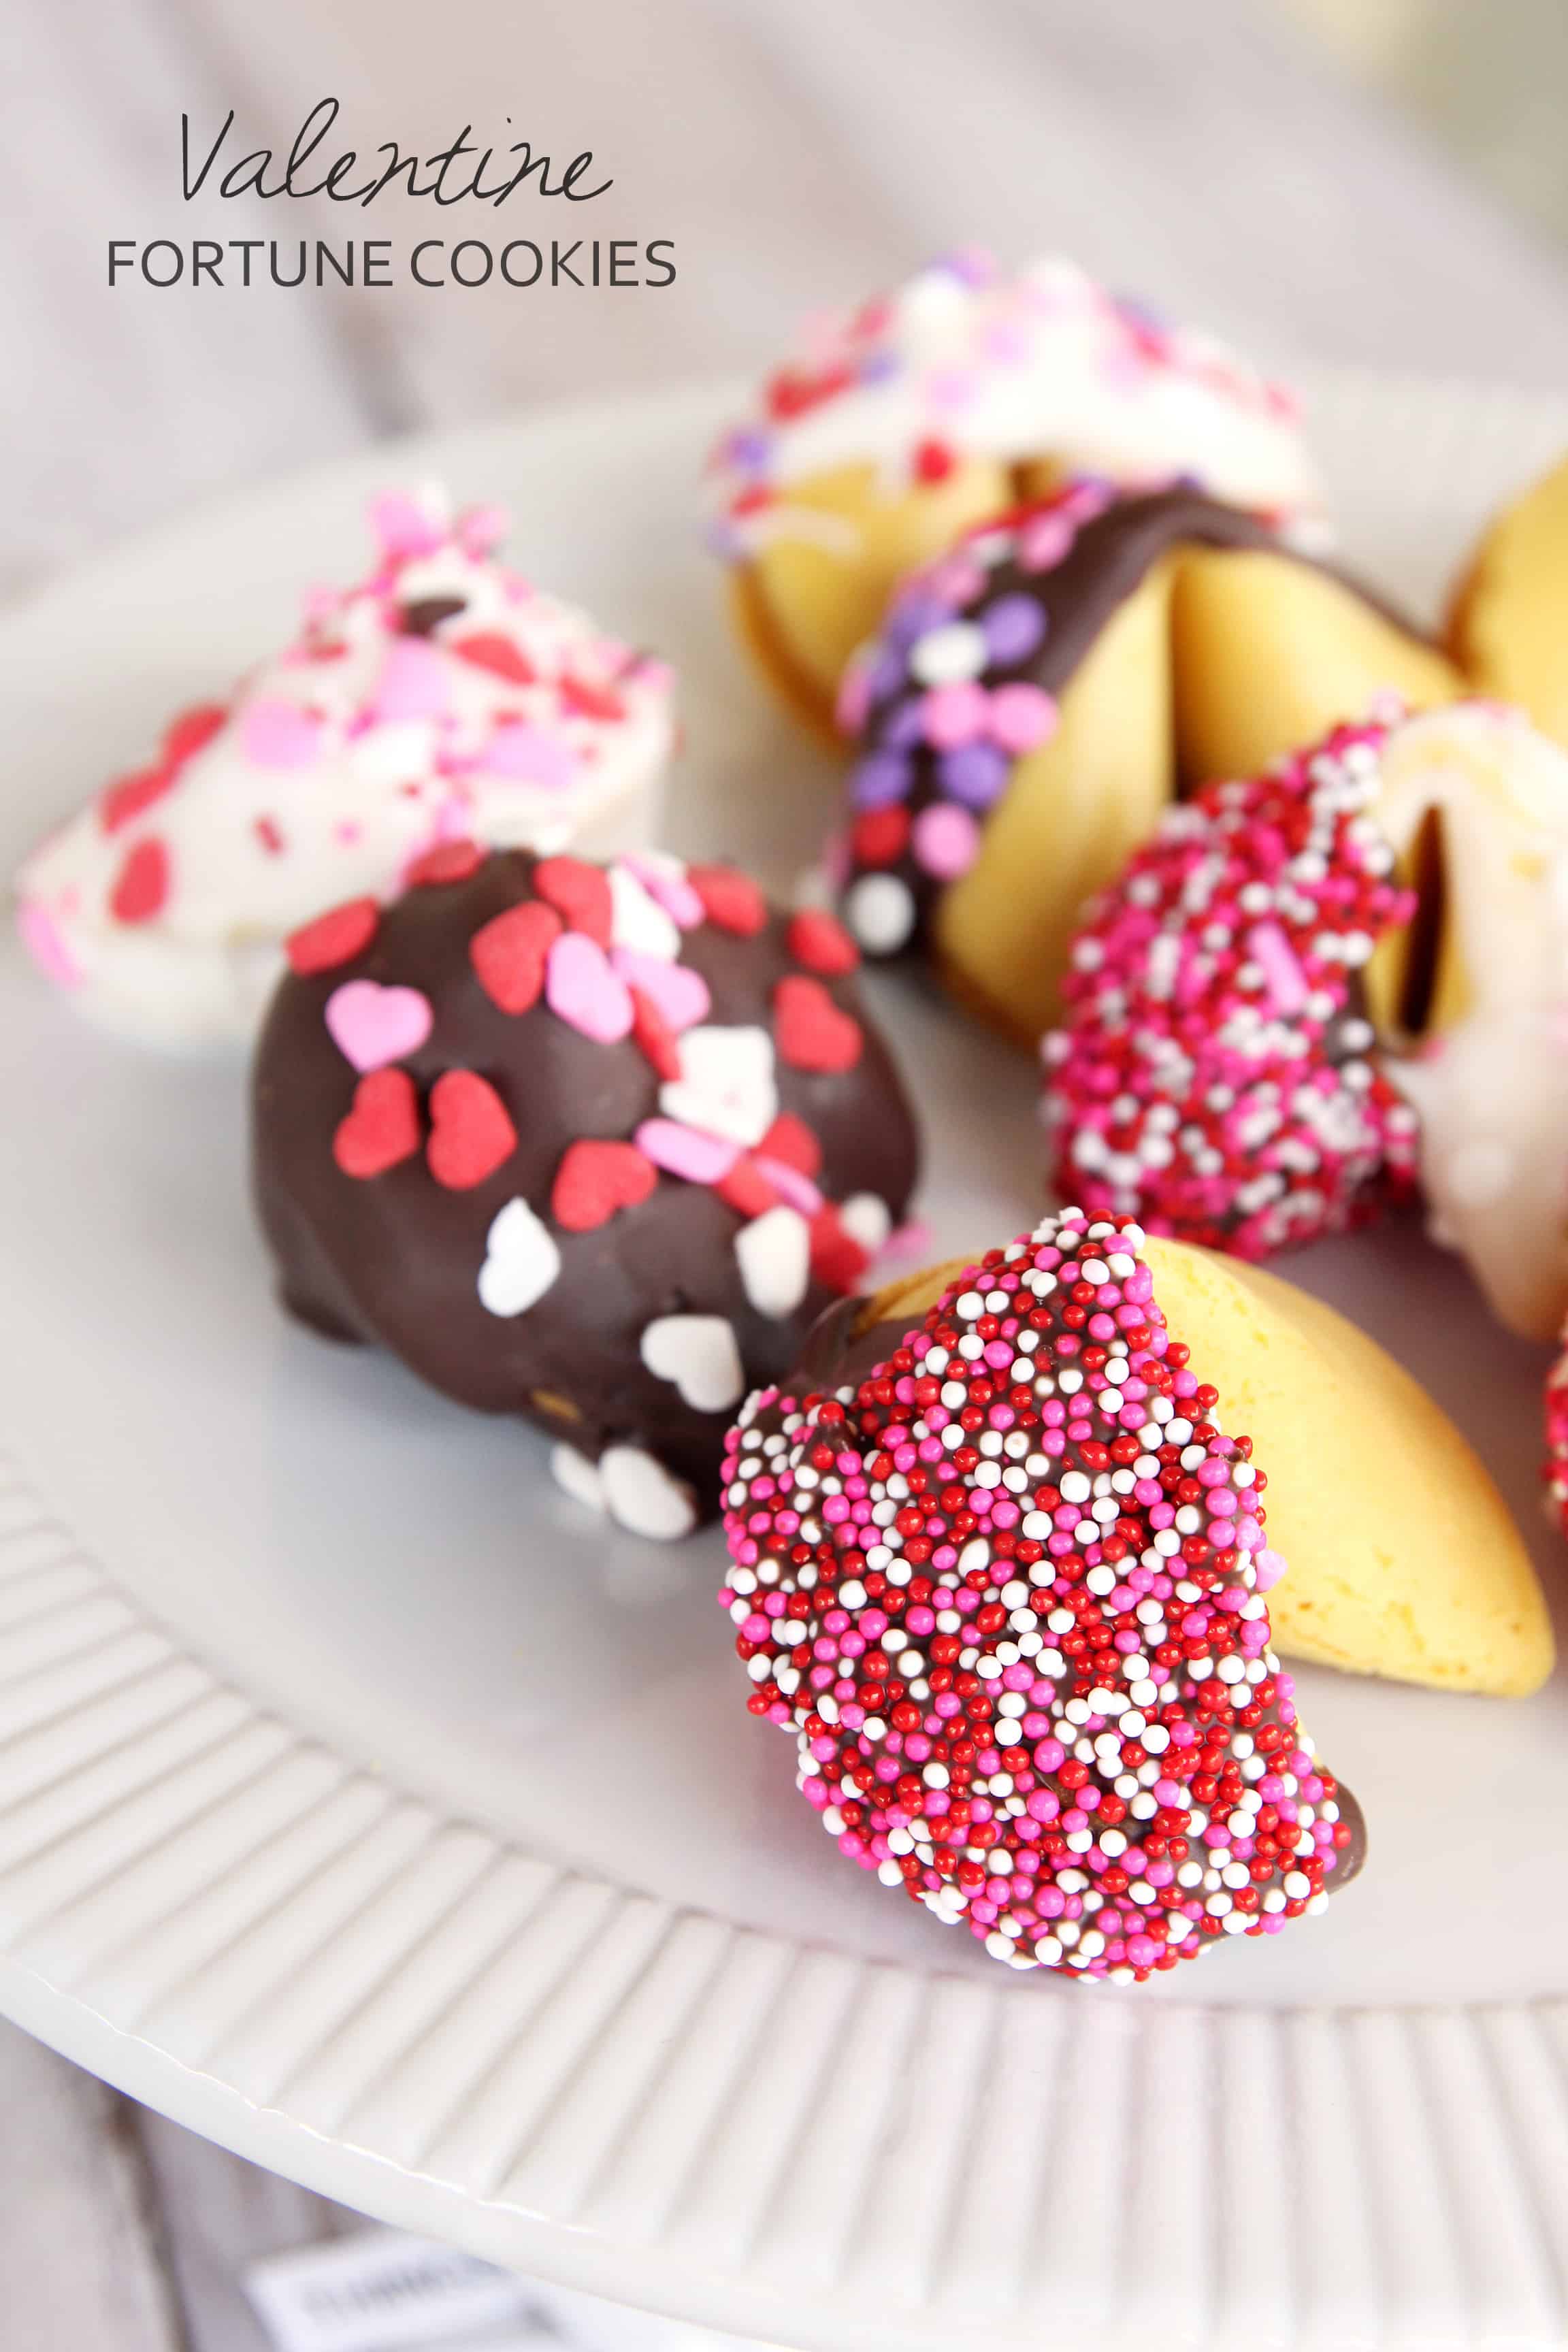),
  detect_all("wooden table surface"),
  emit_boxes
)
[4,1,1568,2345]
